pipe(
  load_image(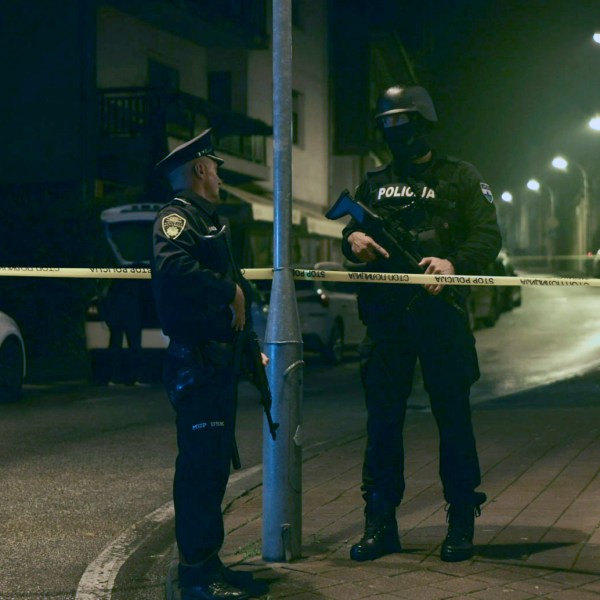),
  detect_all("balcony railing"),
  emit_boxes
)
[98,87,271,165]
